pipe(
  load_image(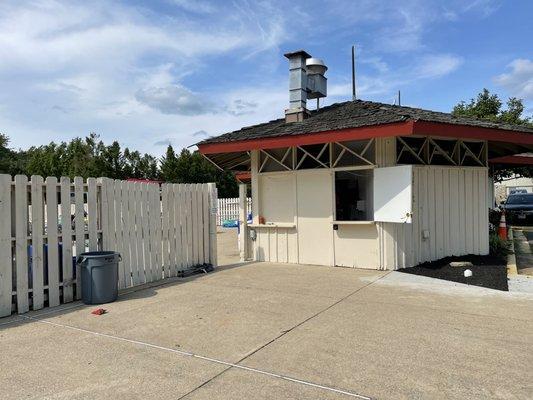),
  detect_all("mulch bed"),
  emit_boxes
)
[398,255,508,291]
